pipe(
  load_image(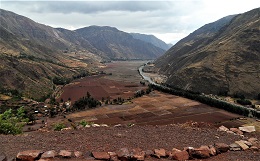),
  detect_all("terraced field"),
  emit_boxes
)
[54,61,246,128]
